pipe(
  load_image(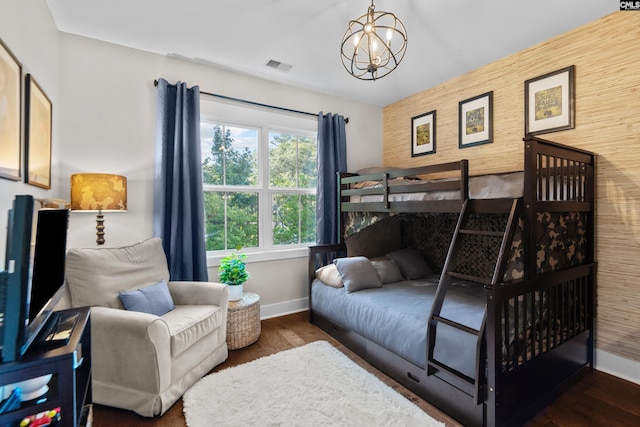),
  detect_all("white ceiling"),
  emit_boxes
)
[45,0,617,107]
